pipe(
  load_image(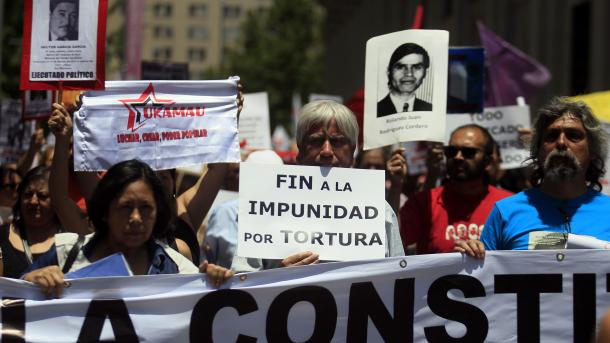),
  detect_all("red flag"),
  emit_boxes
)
[478,21,551,106]
[411,3,424,29]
